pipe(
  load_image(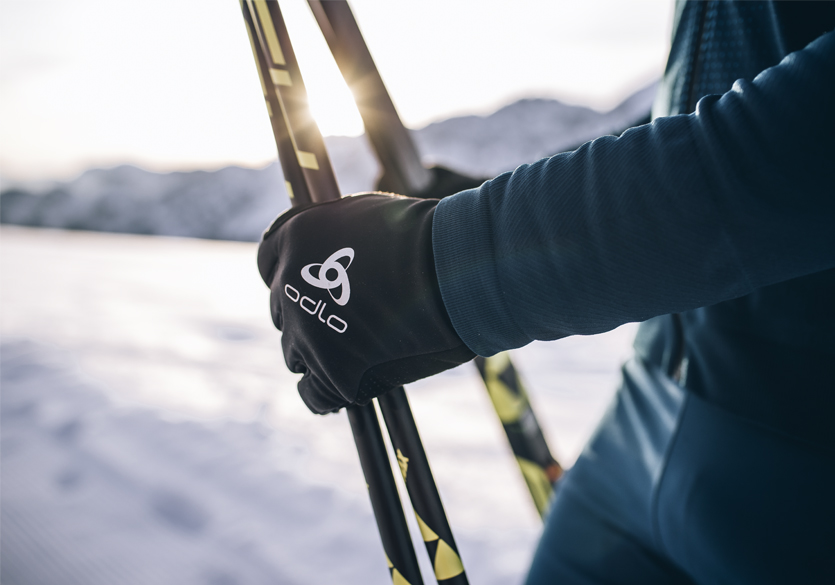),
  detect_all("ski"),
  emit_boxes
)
[307,0,562,518]
[240,2,469,583]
